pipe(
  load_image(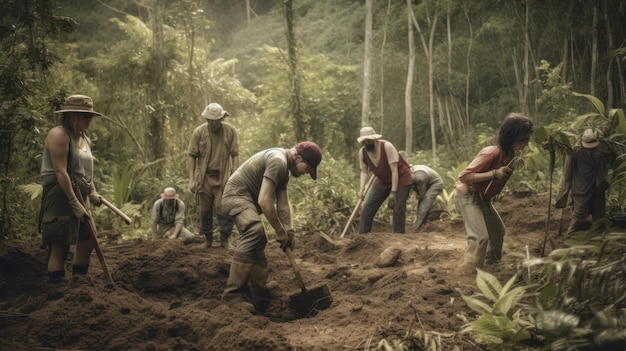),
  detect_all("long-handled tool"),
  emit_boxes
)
[285,247,332,318]
[72,183,114,286]
[101,197,132,225]
[340,174,375,238]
